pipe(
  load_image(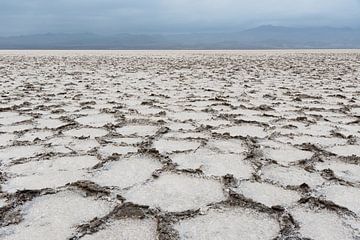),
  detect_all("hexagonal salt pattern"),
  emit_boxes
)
[1,51,360,239]
[124,173,225,212]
